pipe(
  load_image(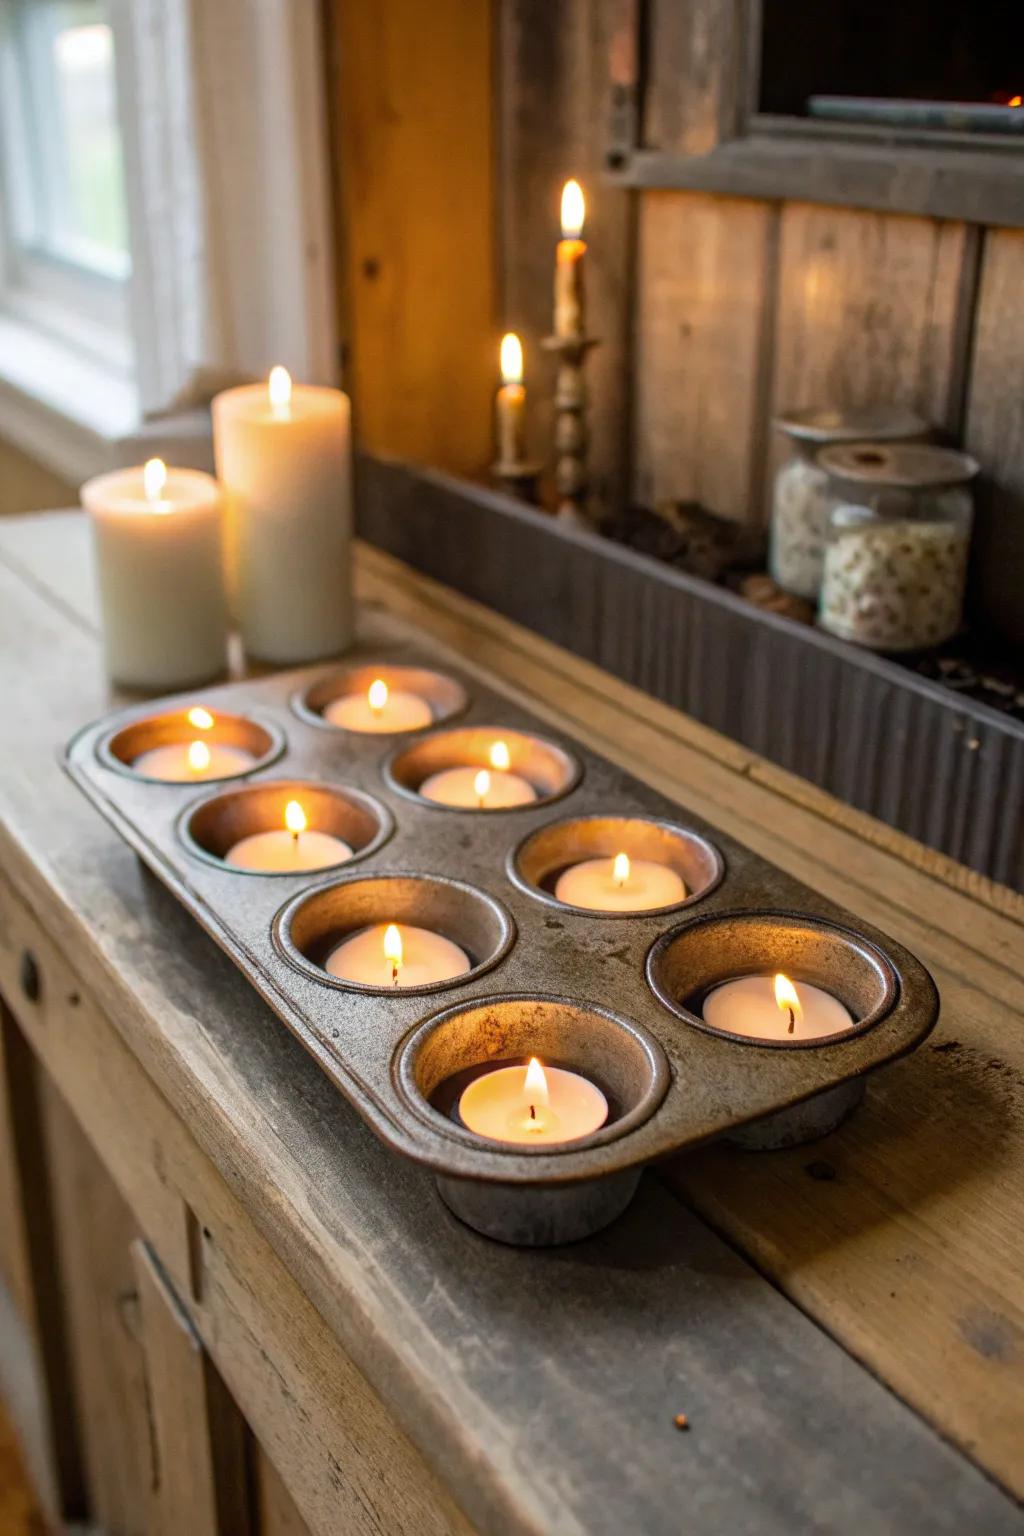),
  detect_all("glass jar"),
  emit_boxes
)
[818,443,978,653]
[770,408,929,600]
